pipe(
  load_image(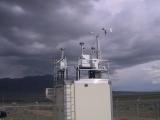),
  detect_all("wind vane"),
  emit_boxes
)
[102,28,107,36]
[102,27,112,36]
